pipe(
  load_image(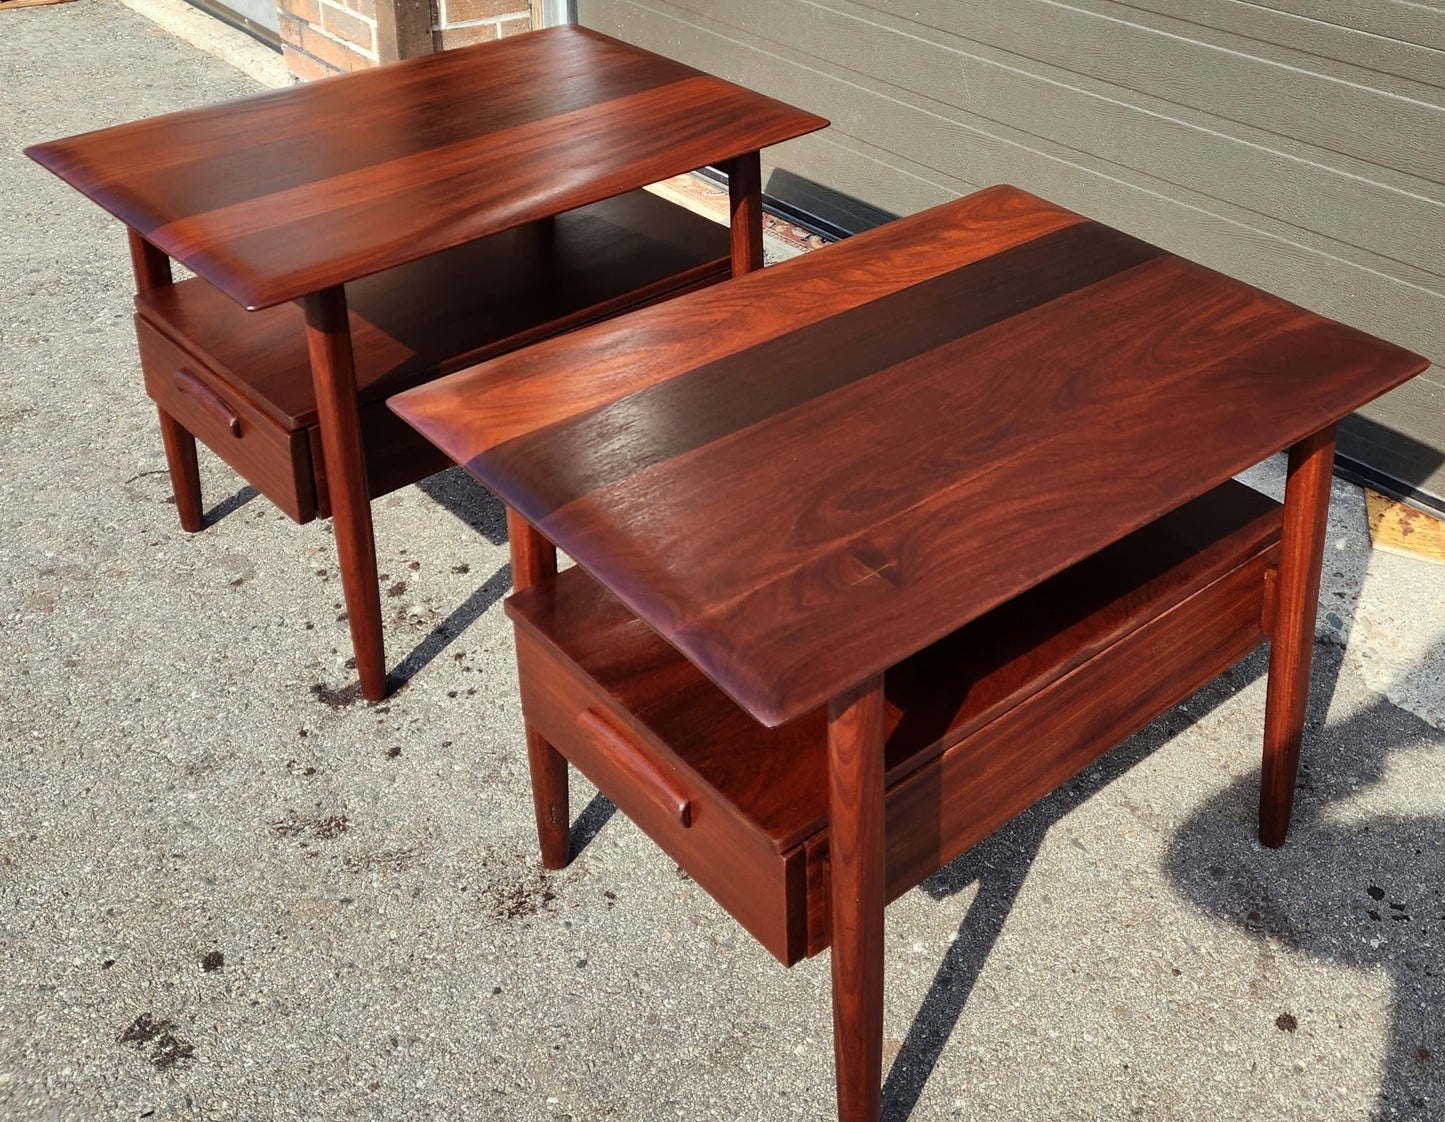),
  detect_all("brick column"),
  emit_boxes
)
[432,0,530,49]
[281,0,535,80]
